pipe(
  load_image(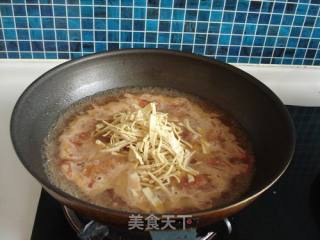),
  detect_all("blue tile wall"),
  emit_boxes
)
[0,0,320,65]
